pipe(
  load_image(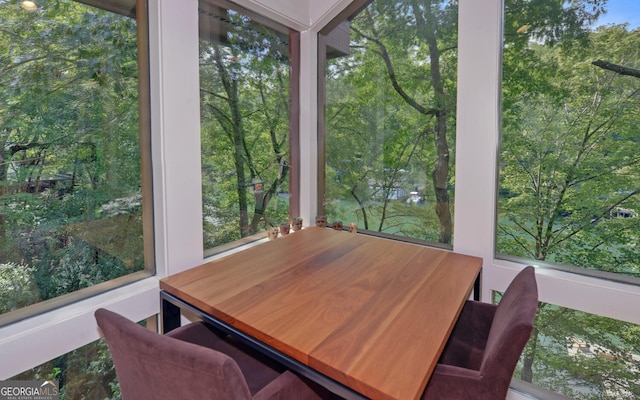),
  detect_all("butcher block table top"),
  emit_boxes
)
[160,227,482,400]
